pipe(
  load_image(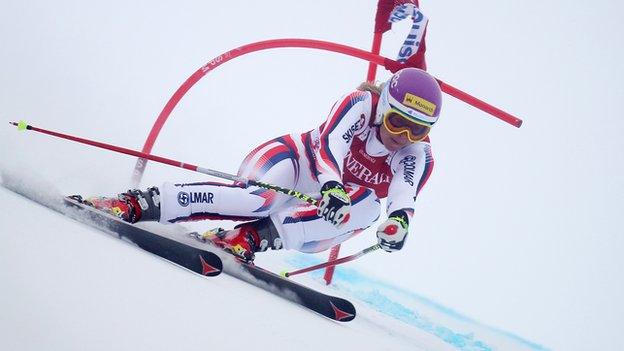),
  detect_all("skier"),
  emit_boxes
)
[86,67,440,261]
